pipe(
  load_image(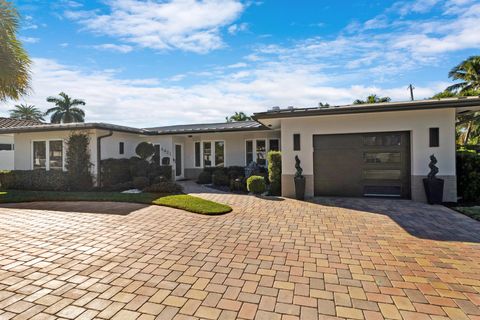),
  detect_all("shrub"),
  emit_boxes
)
[197,171,212,184]
[101,181,134,192]
[227,166,245,179]
[212,170,230,186]
[230,178,246,192]
[135,142,155,160]
[144,181,183,194]
[66,132,93,190]
[457,150,480,202]
[133,176,150,190]
[129,157,149,177]
[147,163,172,182]
[101,158,131,187]
[267,151,282,196]
[247,175,266,194]
[0,170,69,191]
